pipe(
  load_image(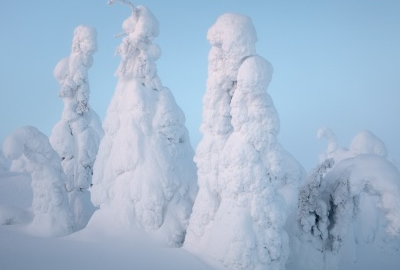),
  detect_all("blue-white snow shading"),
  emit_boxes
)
[90,1,197,247]
[291,128,400,270]
[50,25,103,231]
[185,13,305,270]
[3,126,73,237]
